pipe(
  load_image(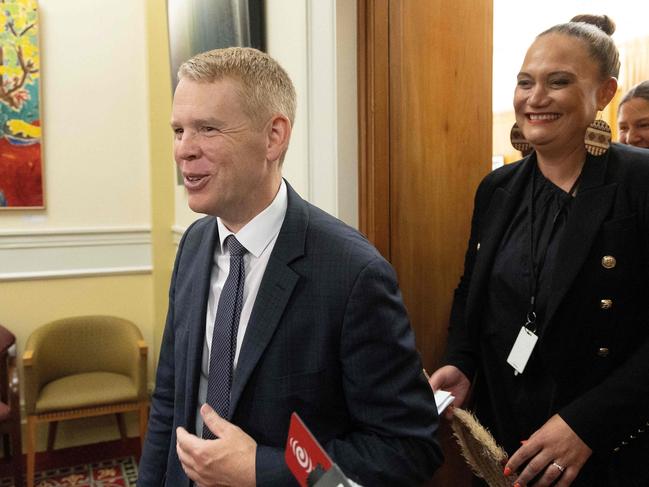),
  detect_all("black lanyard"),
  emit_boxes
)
[526,166,581,332]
